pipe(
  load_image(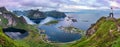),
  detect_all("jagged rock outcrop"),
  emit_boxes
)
[0,7,27,27]
[86,17,106,36]
[19,16,27,24]
[26,9,46,19]
[86,28,95,36]
[13,10,45,24]
[2,13,17,26]
[0,7,29,39]
[24,9,46,24]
